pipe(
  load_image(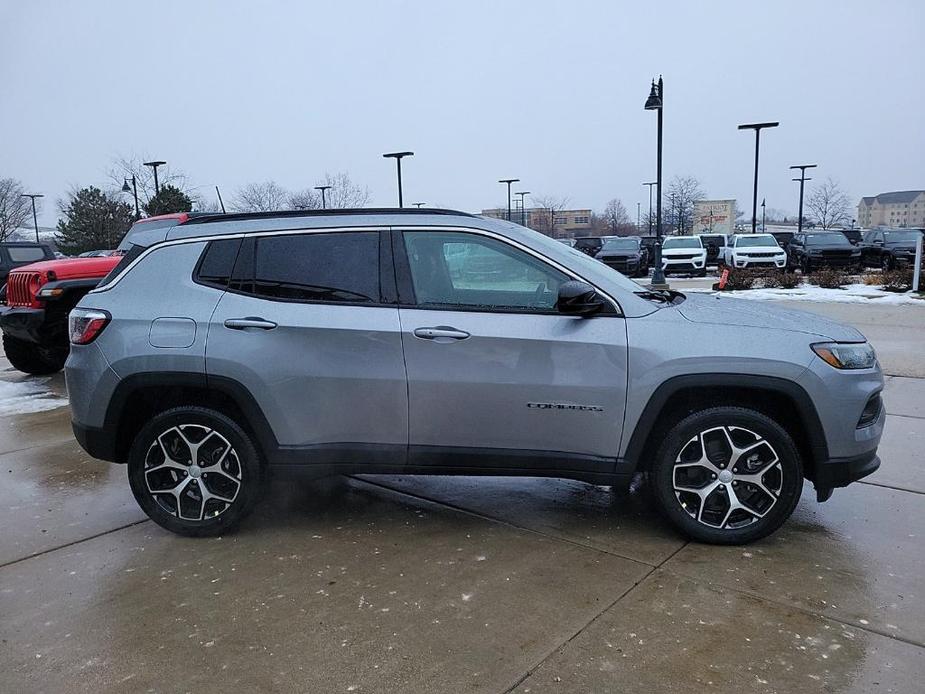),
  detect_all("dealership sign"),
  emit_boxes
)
[694,199,736,235]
